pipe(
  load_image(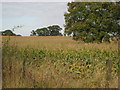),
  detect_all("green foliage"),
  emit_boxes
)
[64,2,120,43]
[3,43,119,78]
[36,28,49,36]
[47,25,62,36]
[1,30,22,36]
[30,30,36,36]
[16,34,22,36]
[1,30,16,36]
[30,25,63,36]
